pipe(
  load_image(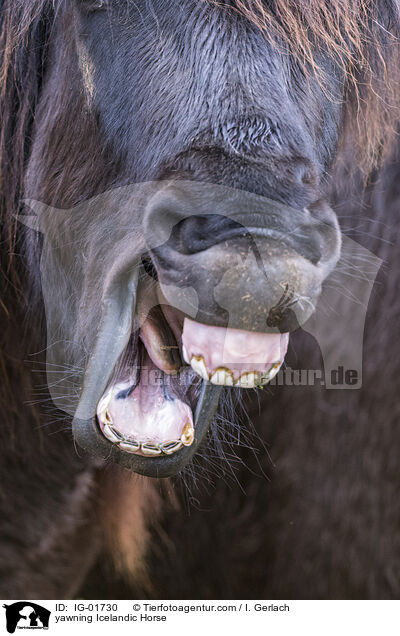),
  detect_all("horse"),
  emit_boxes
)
[0,0,399,598]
